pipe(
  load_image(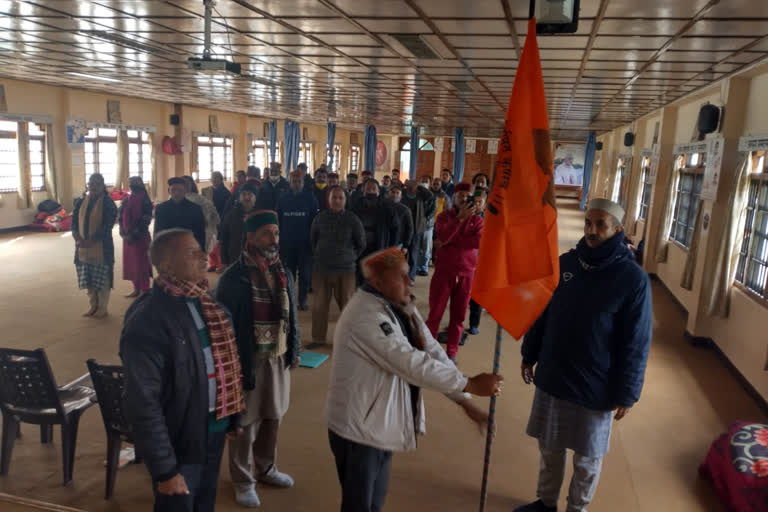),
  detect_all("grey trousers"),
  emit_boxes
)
[537,440,603,512]
[229,418,281,491]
